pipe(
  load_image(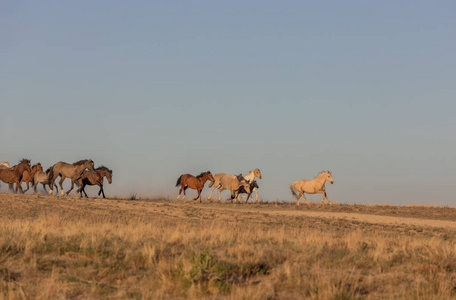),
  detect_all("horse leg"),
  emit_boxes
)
[208,185,217,200]
[302,193,311,205]
[65,179,75,196]
[217,186,224,201]
[76,185,83,197]
[194,189,202,203]
[99,185,106,199]
[24,181,30,193]
[295,191,302,205]
[182,186,188,200]
[82,186,89,198]
[323,192,331,205]
[59,176,65,195]
[16,181,25,194]
[254,187,259,203]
